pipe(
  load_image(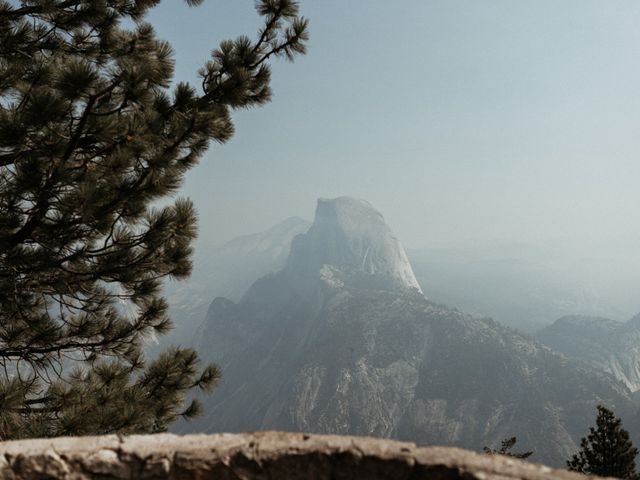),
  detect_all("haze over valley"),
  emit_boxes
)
[148,0,640,472]
[159,196,640,467]
[164,209,640,337]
